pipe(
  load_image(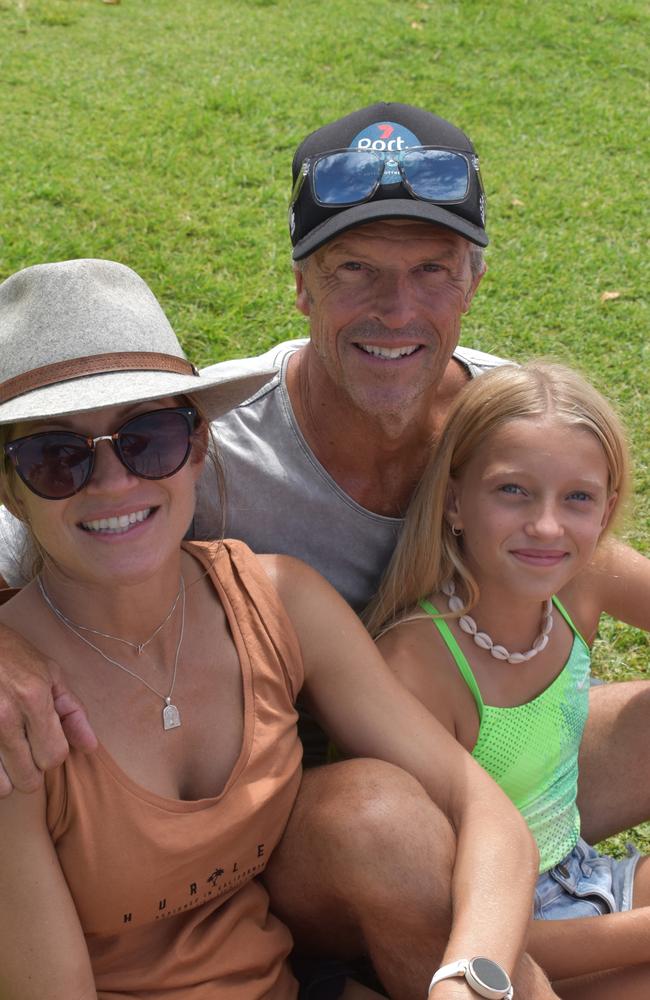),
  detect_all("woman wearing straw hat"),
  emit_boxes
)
[0,259,544,1000]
